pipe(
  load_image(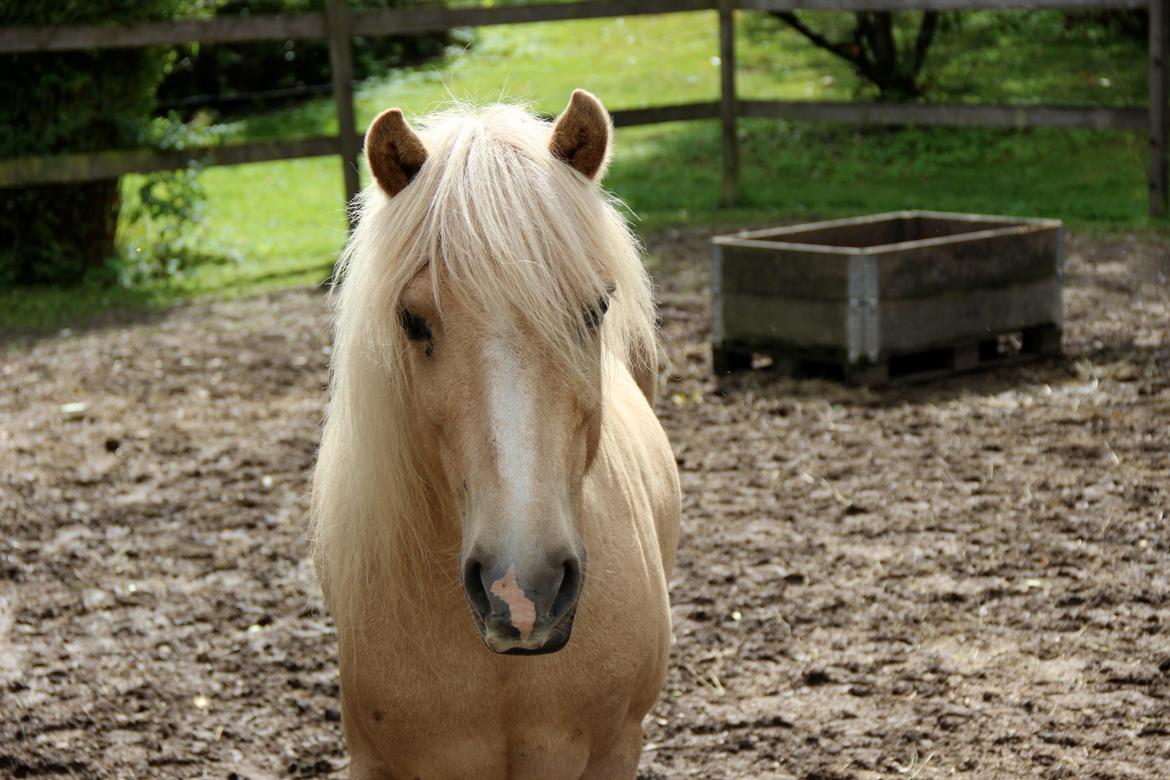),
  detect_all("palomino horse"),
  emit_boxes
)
[311,90,681,778]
